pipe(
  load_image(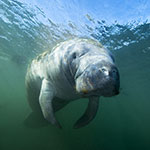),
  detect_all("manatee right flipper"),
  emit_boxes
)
[39,78,61,128]
[74,96,99,129]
